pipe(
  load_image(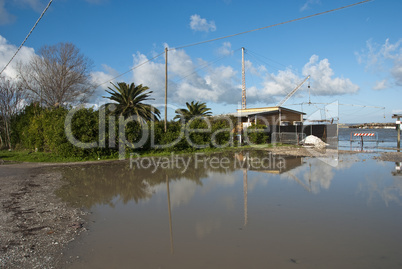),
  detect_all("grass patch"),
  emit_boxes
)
[0,143,296,163]
[0,150,101,163]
